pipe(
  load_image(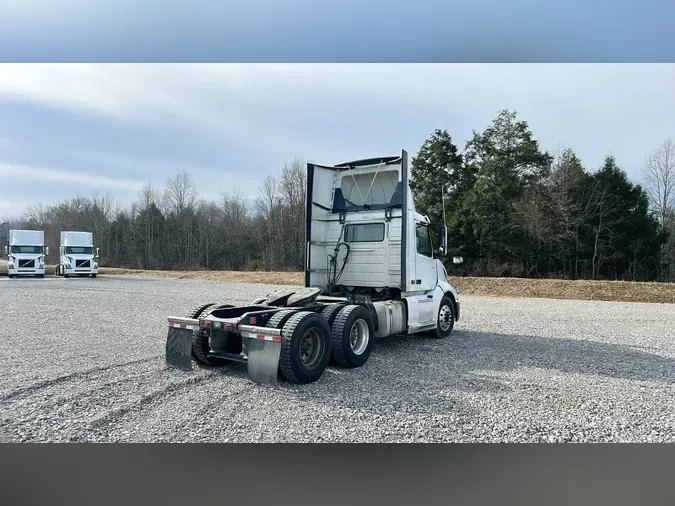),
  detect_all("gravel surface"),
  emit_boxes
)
[1,275,675,442]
